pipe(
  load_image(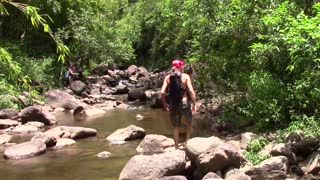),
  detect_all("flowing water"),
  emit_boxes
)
[0,107,181,180]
